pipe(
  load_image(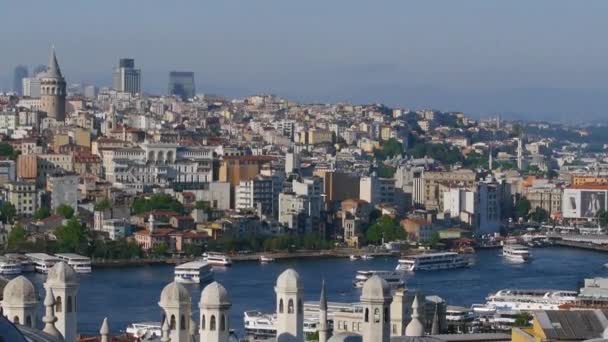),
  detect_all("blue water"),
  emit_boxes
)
[23,247,608,335]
